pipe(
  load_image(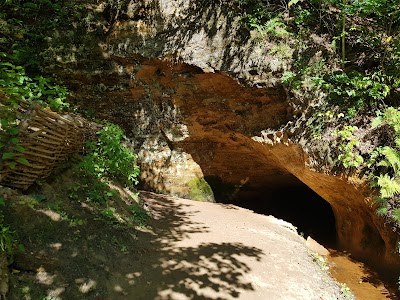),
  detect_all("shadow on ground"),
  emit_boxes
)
[5,189,263,299]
